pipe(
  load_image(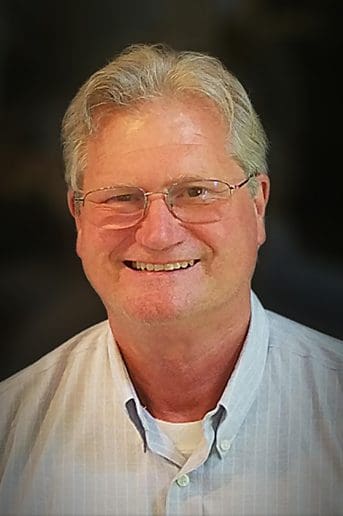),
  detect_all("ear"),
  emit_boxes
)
[67,190,82,232]
[253,174,270,247]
